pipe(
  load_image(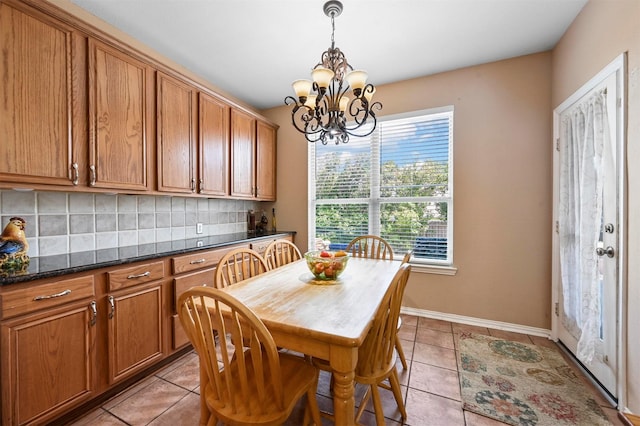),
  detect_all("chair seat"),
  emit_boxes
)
[206,351,318,426]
